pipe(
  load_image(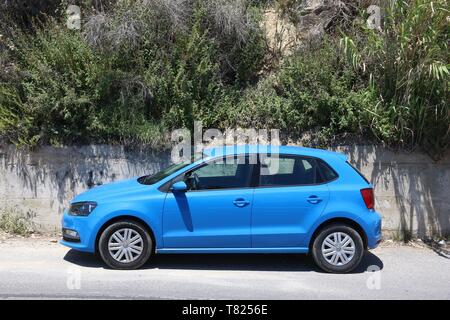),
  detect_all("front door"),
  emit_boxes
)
[163,155,256,248]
